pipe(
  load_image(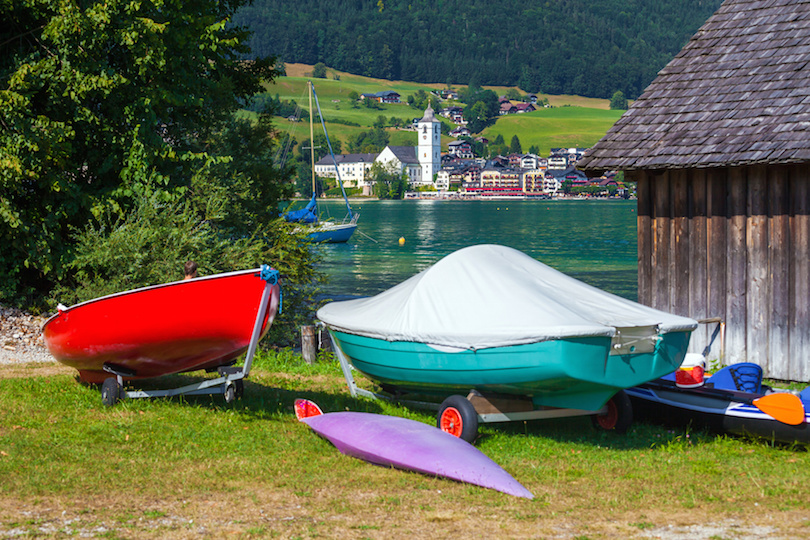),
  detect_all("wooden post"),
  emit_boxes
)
[301,325,317,364]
